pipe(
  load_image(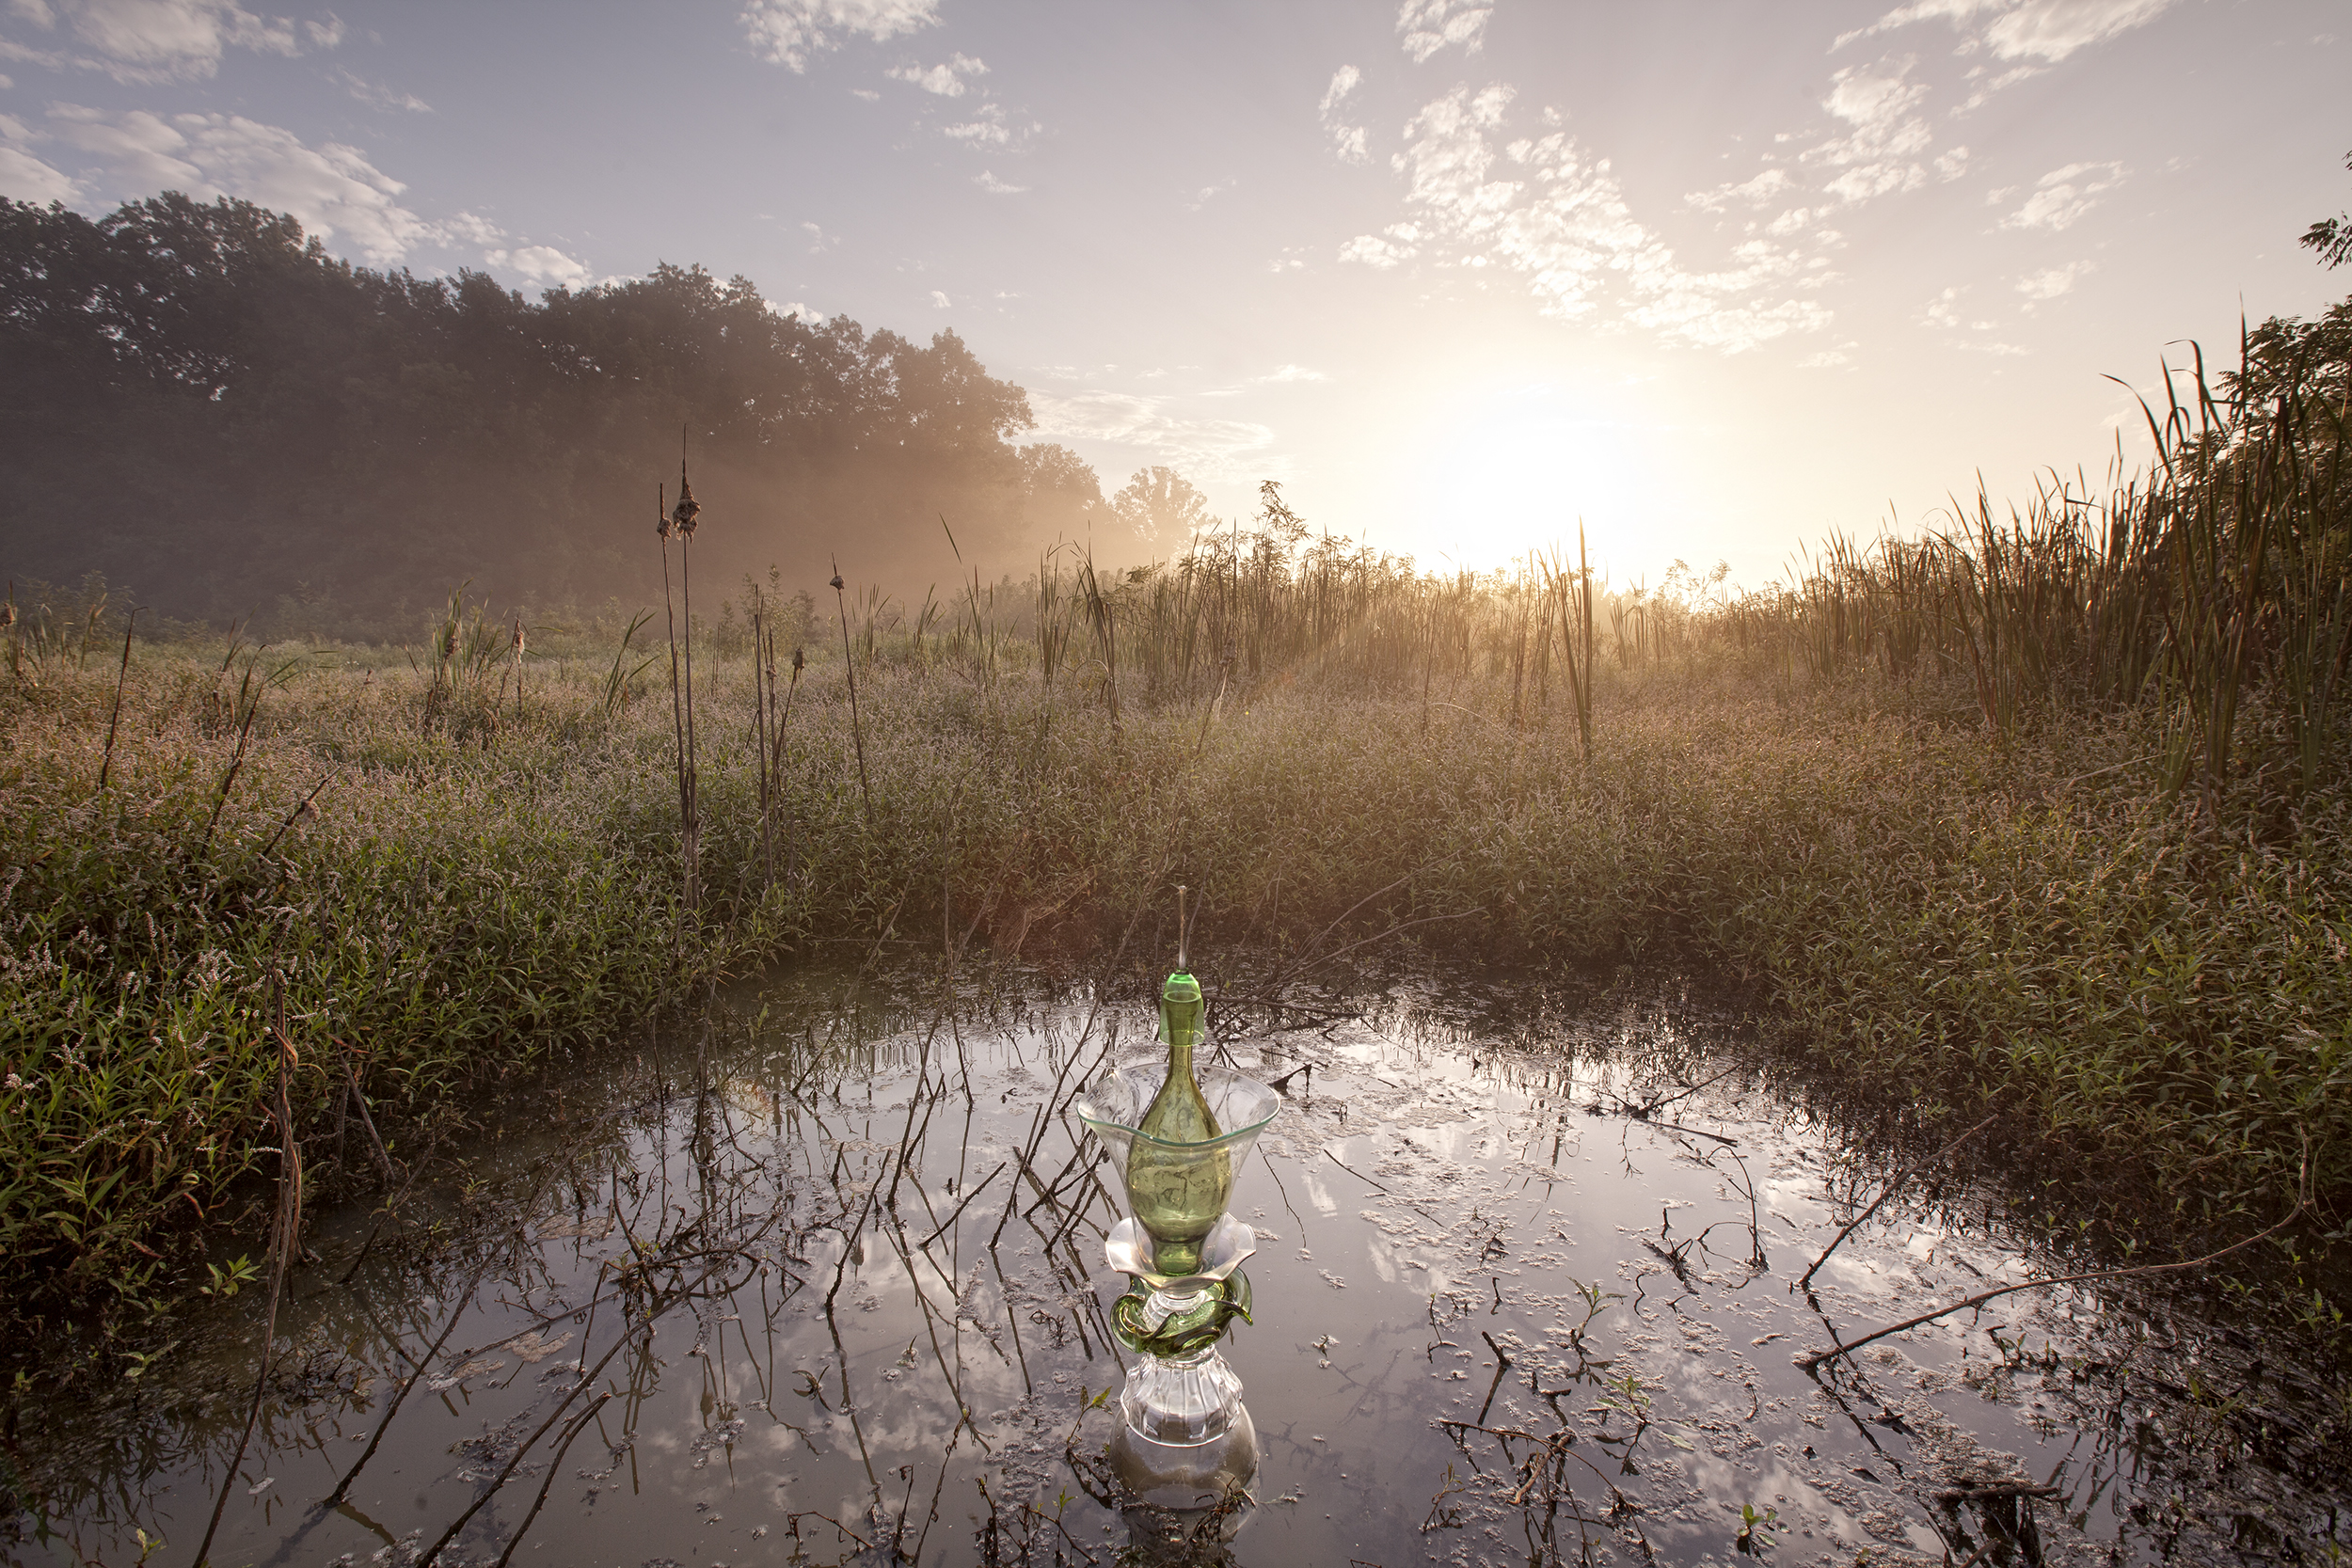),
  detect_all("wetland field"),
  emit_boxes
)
[4,344,2351,1564]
